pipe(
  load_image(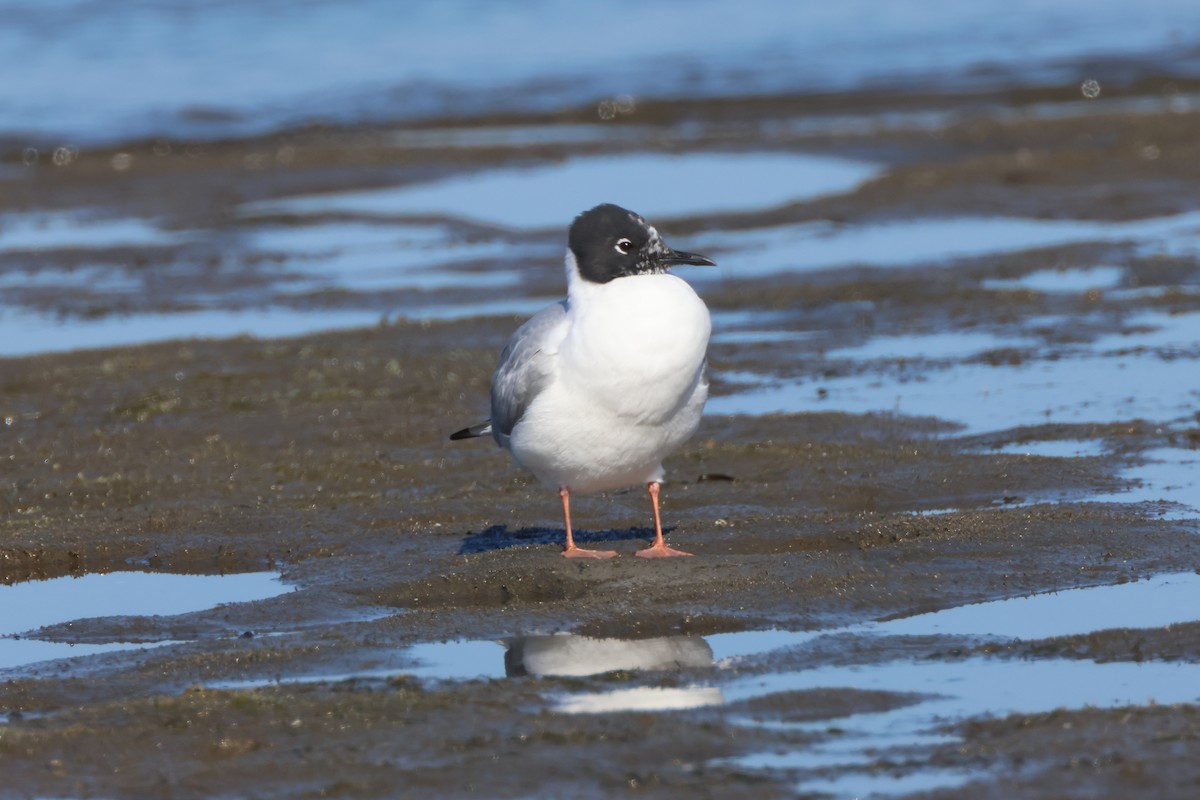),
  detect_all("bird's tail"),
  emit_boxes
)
[449,421,492,441]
